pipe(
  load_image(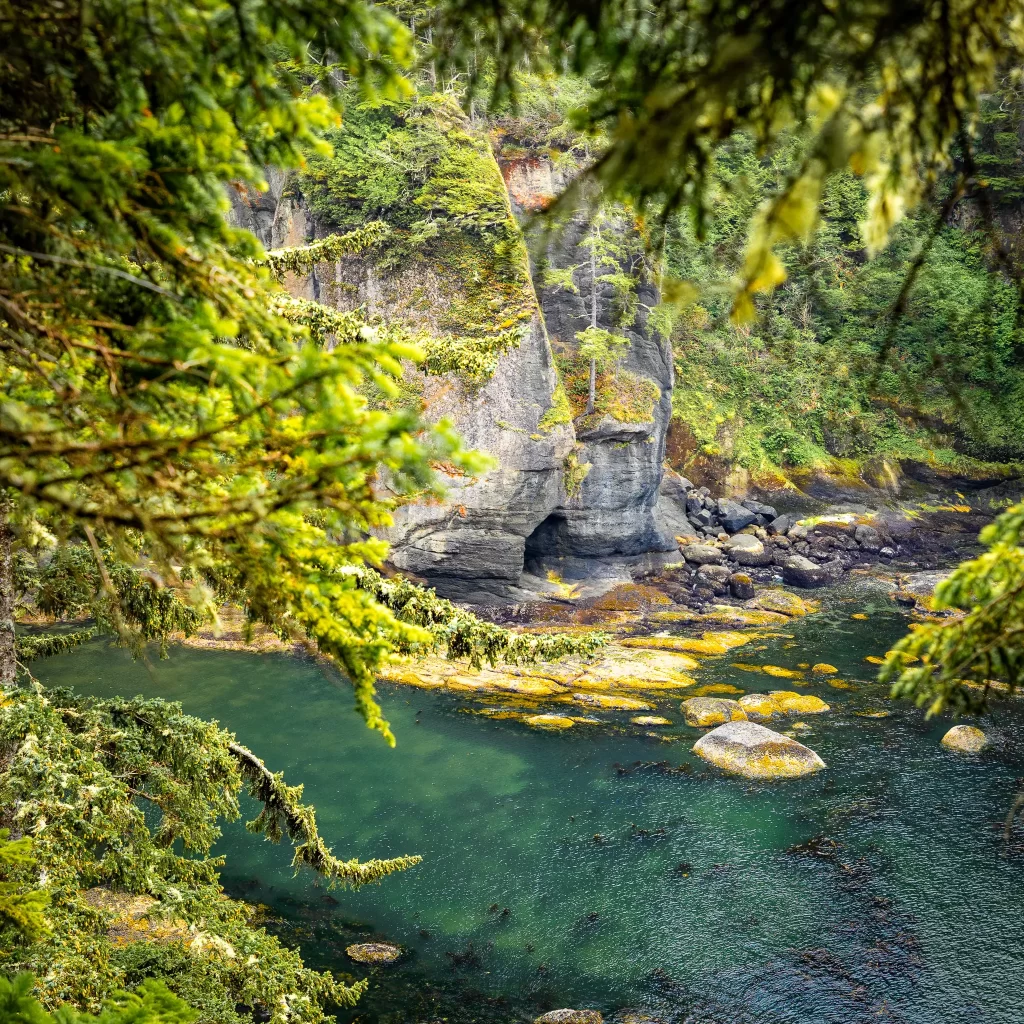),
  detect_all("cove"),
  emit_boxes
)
[34,599,1024,1023]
